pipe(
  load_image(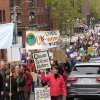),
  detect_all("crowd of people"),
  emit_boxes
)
[0,60,34,100]
[0,32,100,100]
[66,33,100,66]
[0,58,71,100]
